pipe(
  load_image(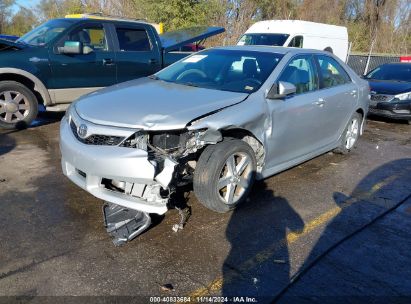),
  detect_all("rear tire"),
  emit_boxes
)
[193,139,257,213]
[0,81,38,129]
[334,112,361,154]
